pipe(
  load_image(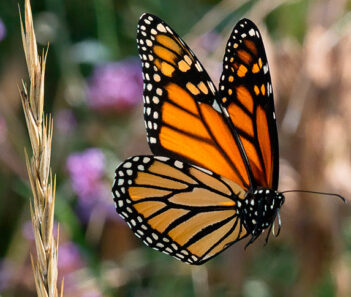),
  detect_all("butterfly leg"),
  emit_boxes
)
[264,222,273,245]
[244,233,261,249]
